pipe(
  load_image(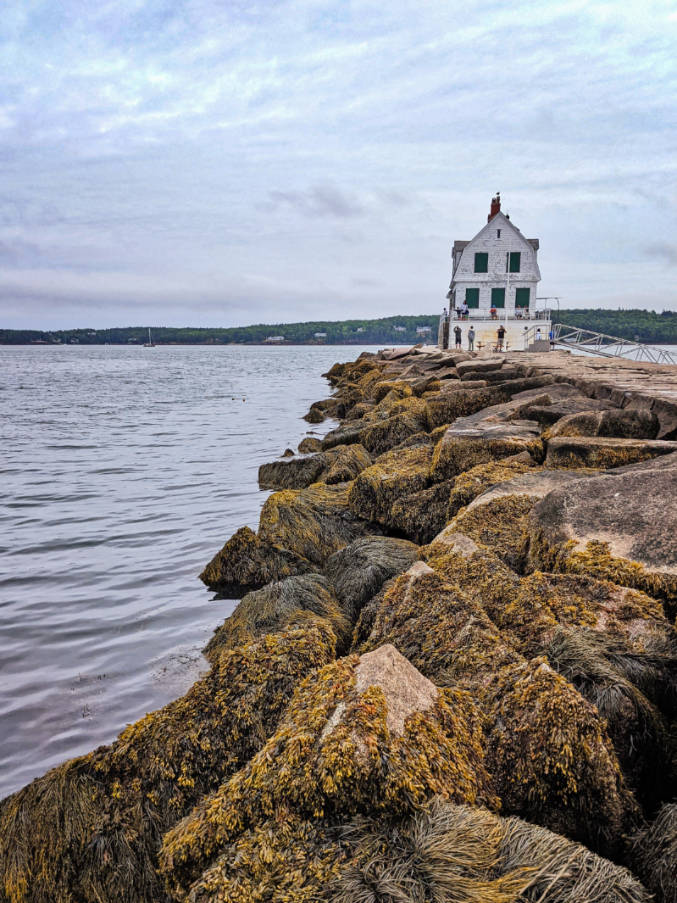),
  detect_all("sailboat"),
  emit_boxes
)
[144,328,155,348]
